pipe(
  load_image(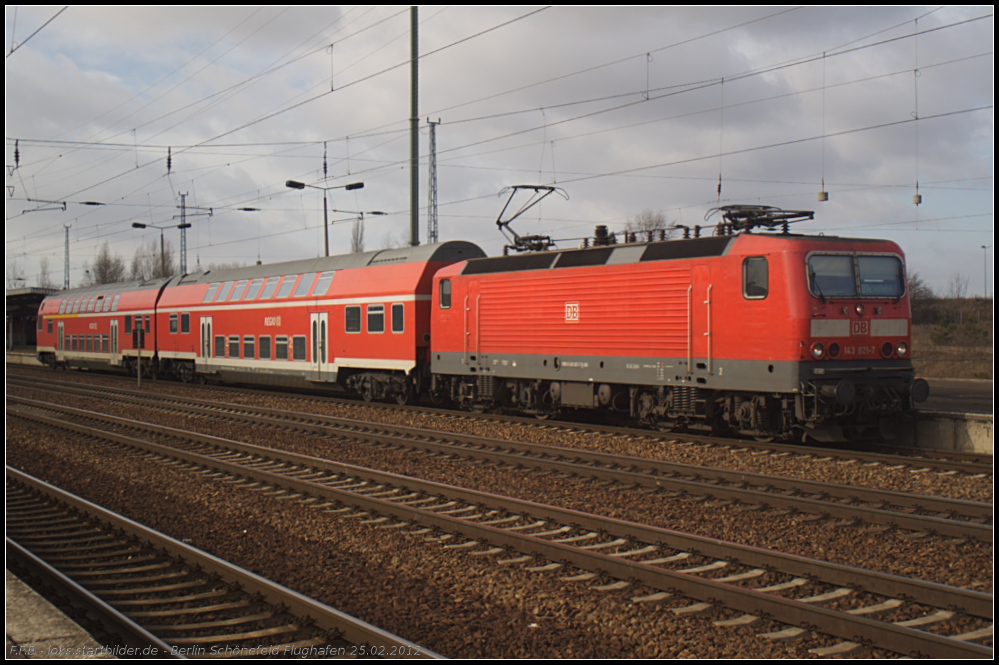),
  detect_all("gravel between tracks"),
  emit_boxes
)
[6,368,994,657]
